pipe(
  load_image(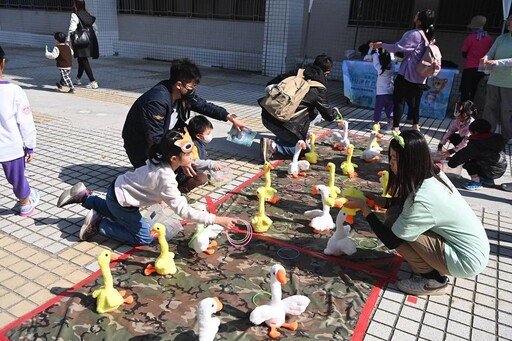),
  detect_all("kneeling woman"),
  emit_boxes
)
[345,130,489,295]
